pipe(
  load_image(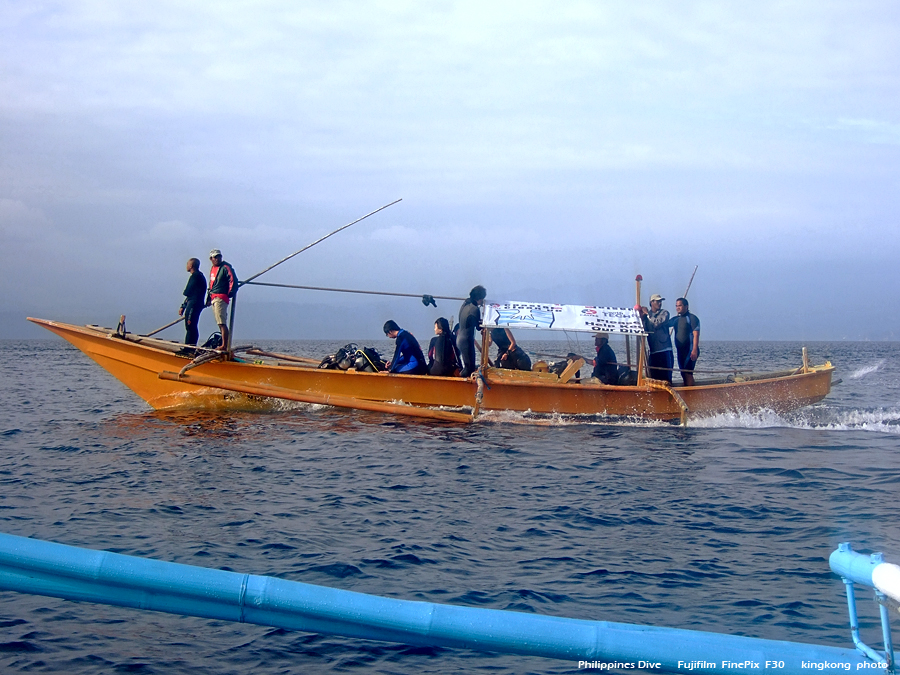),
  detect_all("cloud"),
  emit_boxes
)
[2,3,900,336]
[368,224,421,244]
[0,199,53,240]
[141,219,198,241]
[831,118,900,145]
